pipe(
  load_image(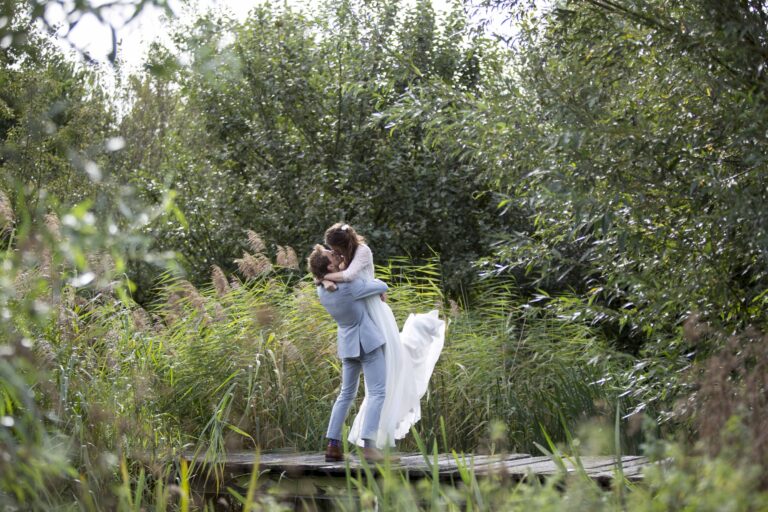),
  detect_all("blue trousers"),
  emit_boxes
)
[326,345,386,442]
